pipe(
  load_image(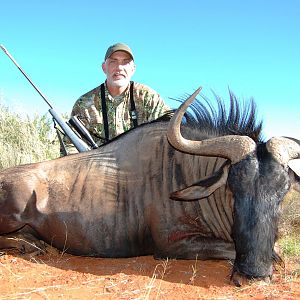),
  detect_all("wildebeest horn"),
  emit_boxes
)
[167,87,257,163]
[266,137,300,167]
